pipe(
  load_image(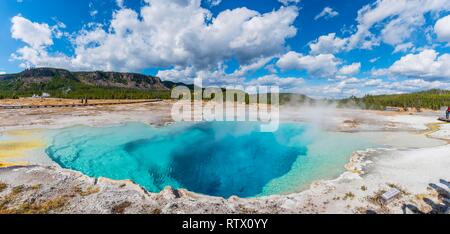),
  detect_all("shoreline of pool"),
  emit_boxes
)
[1,120,447,193]
[0,102,449,213]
